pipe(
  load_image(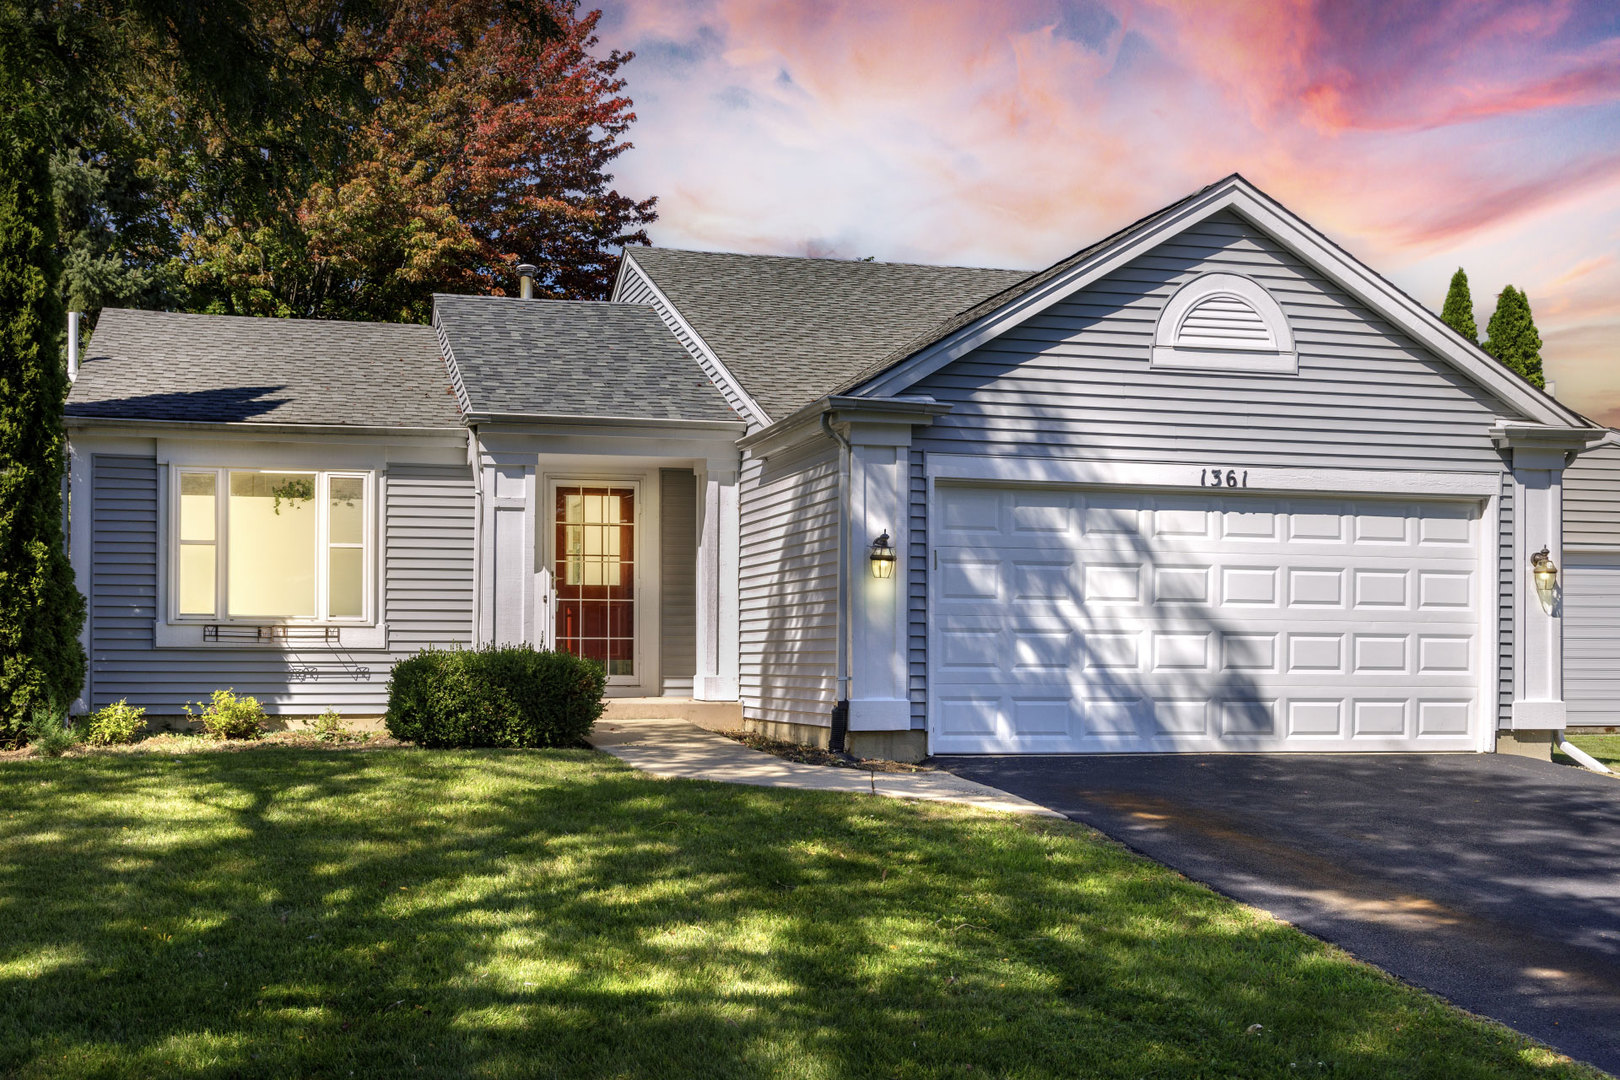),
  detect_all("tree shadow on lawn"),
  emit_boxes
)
[0,749,1597,1080]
